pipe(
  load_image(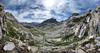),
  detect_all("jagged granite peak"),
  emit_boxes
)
[42,18,58,23]
[38,18,60,27]
[21,18,60,28]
